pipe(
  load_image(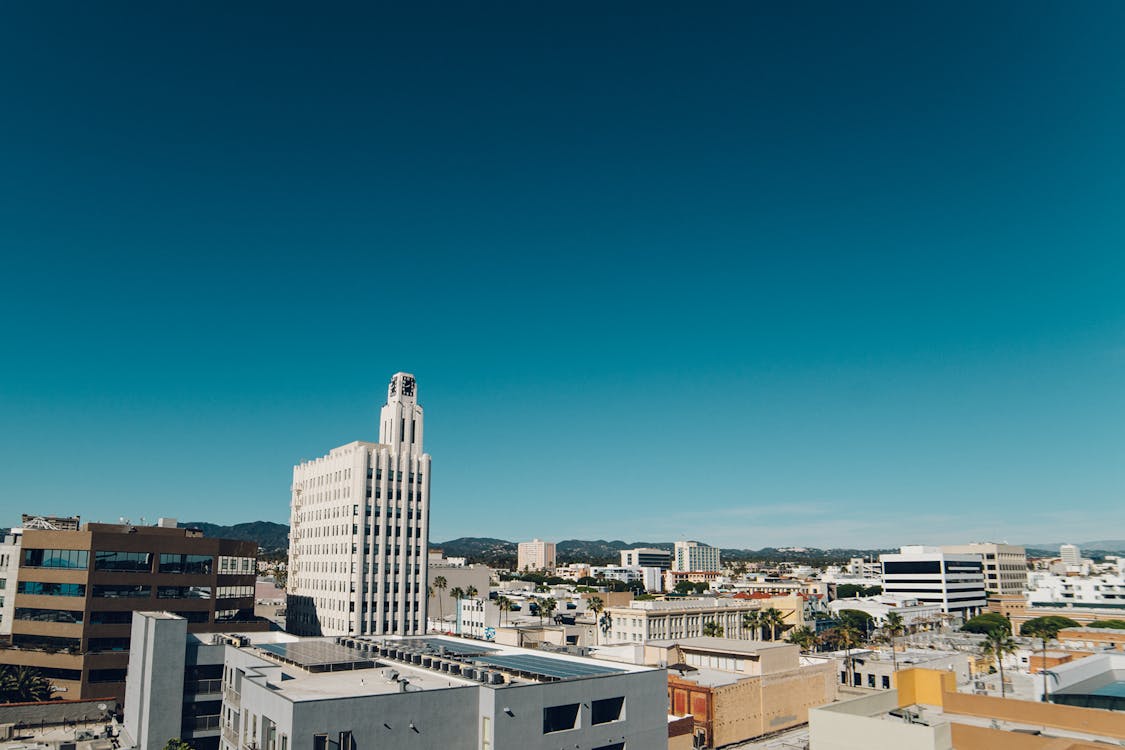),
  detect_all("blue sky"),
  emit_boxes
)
[1,3,1123,548]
